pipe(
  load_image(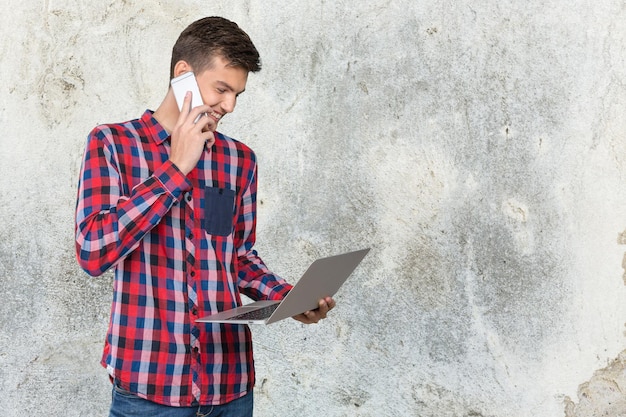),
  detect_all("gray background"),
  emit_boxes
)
[1,1,626,416]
